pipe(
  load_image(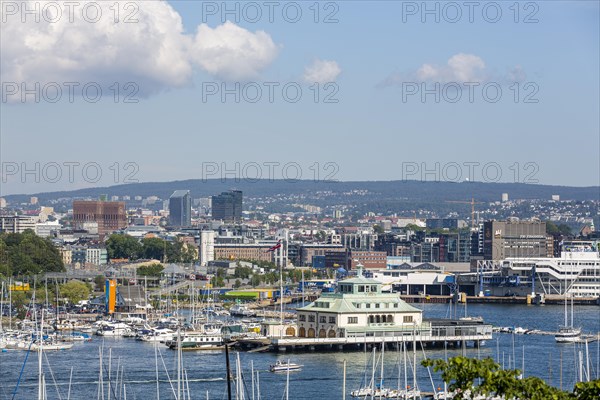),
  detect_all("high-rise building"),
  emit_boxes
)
[72,200,127,237]
[199,230,215,266]
[169,190,191,227]
[211,190,242,222]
